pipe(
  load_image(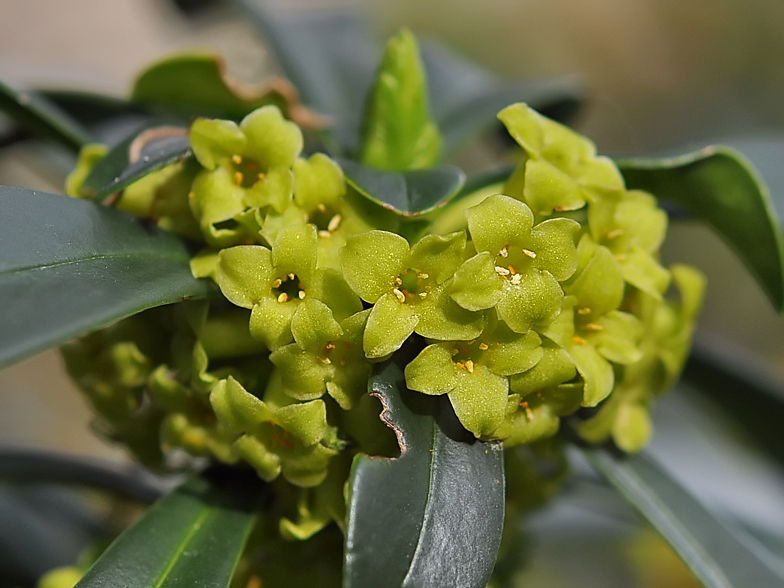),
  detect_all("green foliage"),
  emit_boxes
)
[581,446,784,588]
[2,9,784,588]
[618,147,784,311]
[0,79,91,152]
[345,347,505,588]
[0,187,210,370]
[74,472,259,588]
